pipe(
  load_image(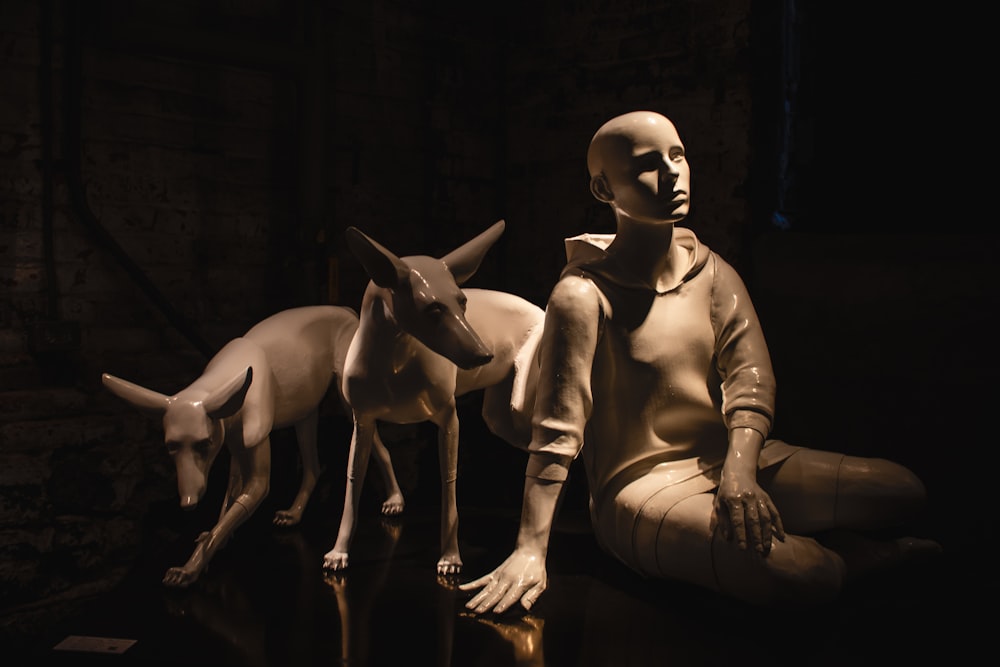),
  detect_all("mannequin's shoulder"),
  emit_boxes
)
[548,274,604,319]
